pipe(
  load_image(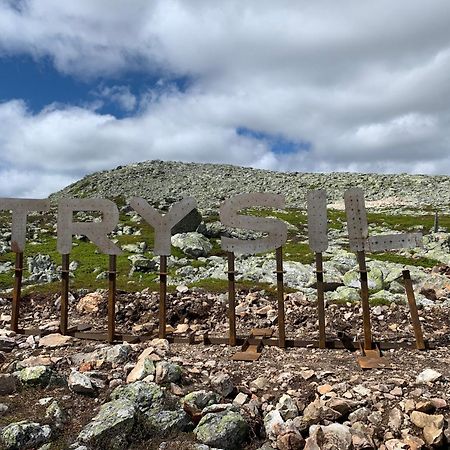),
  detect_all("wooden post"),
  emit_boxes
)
[276,247,286,348]
[60,254,70,335]
[227,251,237,346]
[11,252,23,333]
[159,255,167,339]
[403,269,426,350]
[315,252,326,349]
[357,250,372,350]
[108,255,117,343]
